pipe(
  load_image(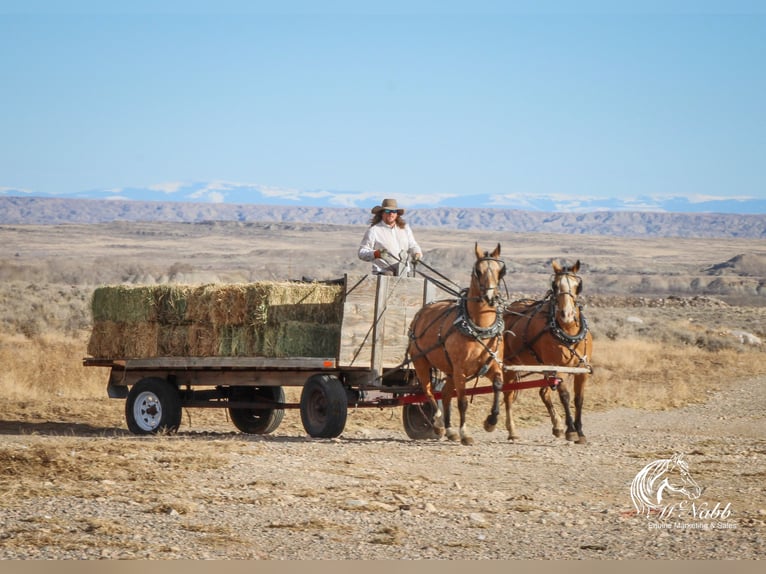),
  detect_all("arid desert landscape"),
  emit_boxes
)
[0,220,765,559]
